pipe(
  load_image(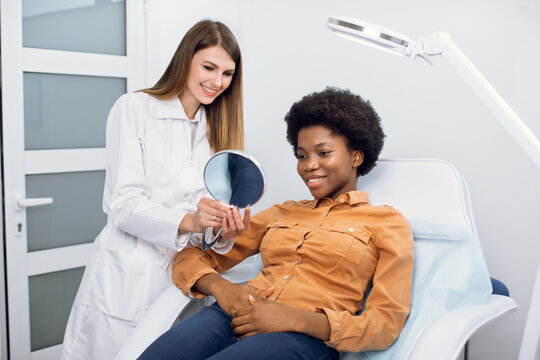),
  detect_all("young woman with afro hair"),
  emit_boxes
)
[139,87,414,360]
